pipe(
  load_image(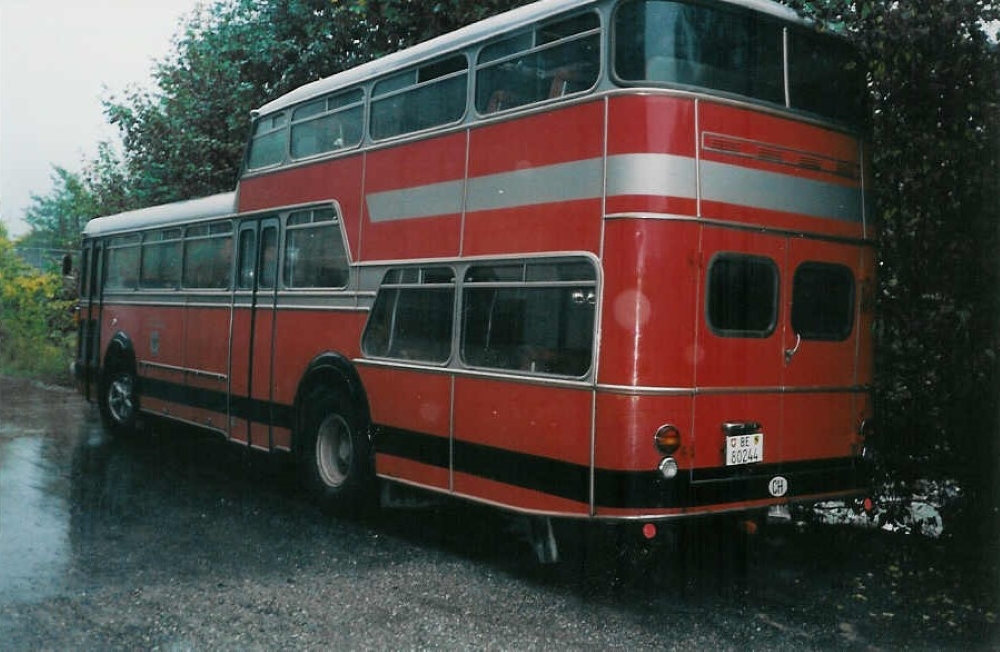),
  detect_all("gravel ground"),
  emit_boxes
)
[1,376,998,650]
